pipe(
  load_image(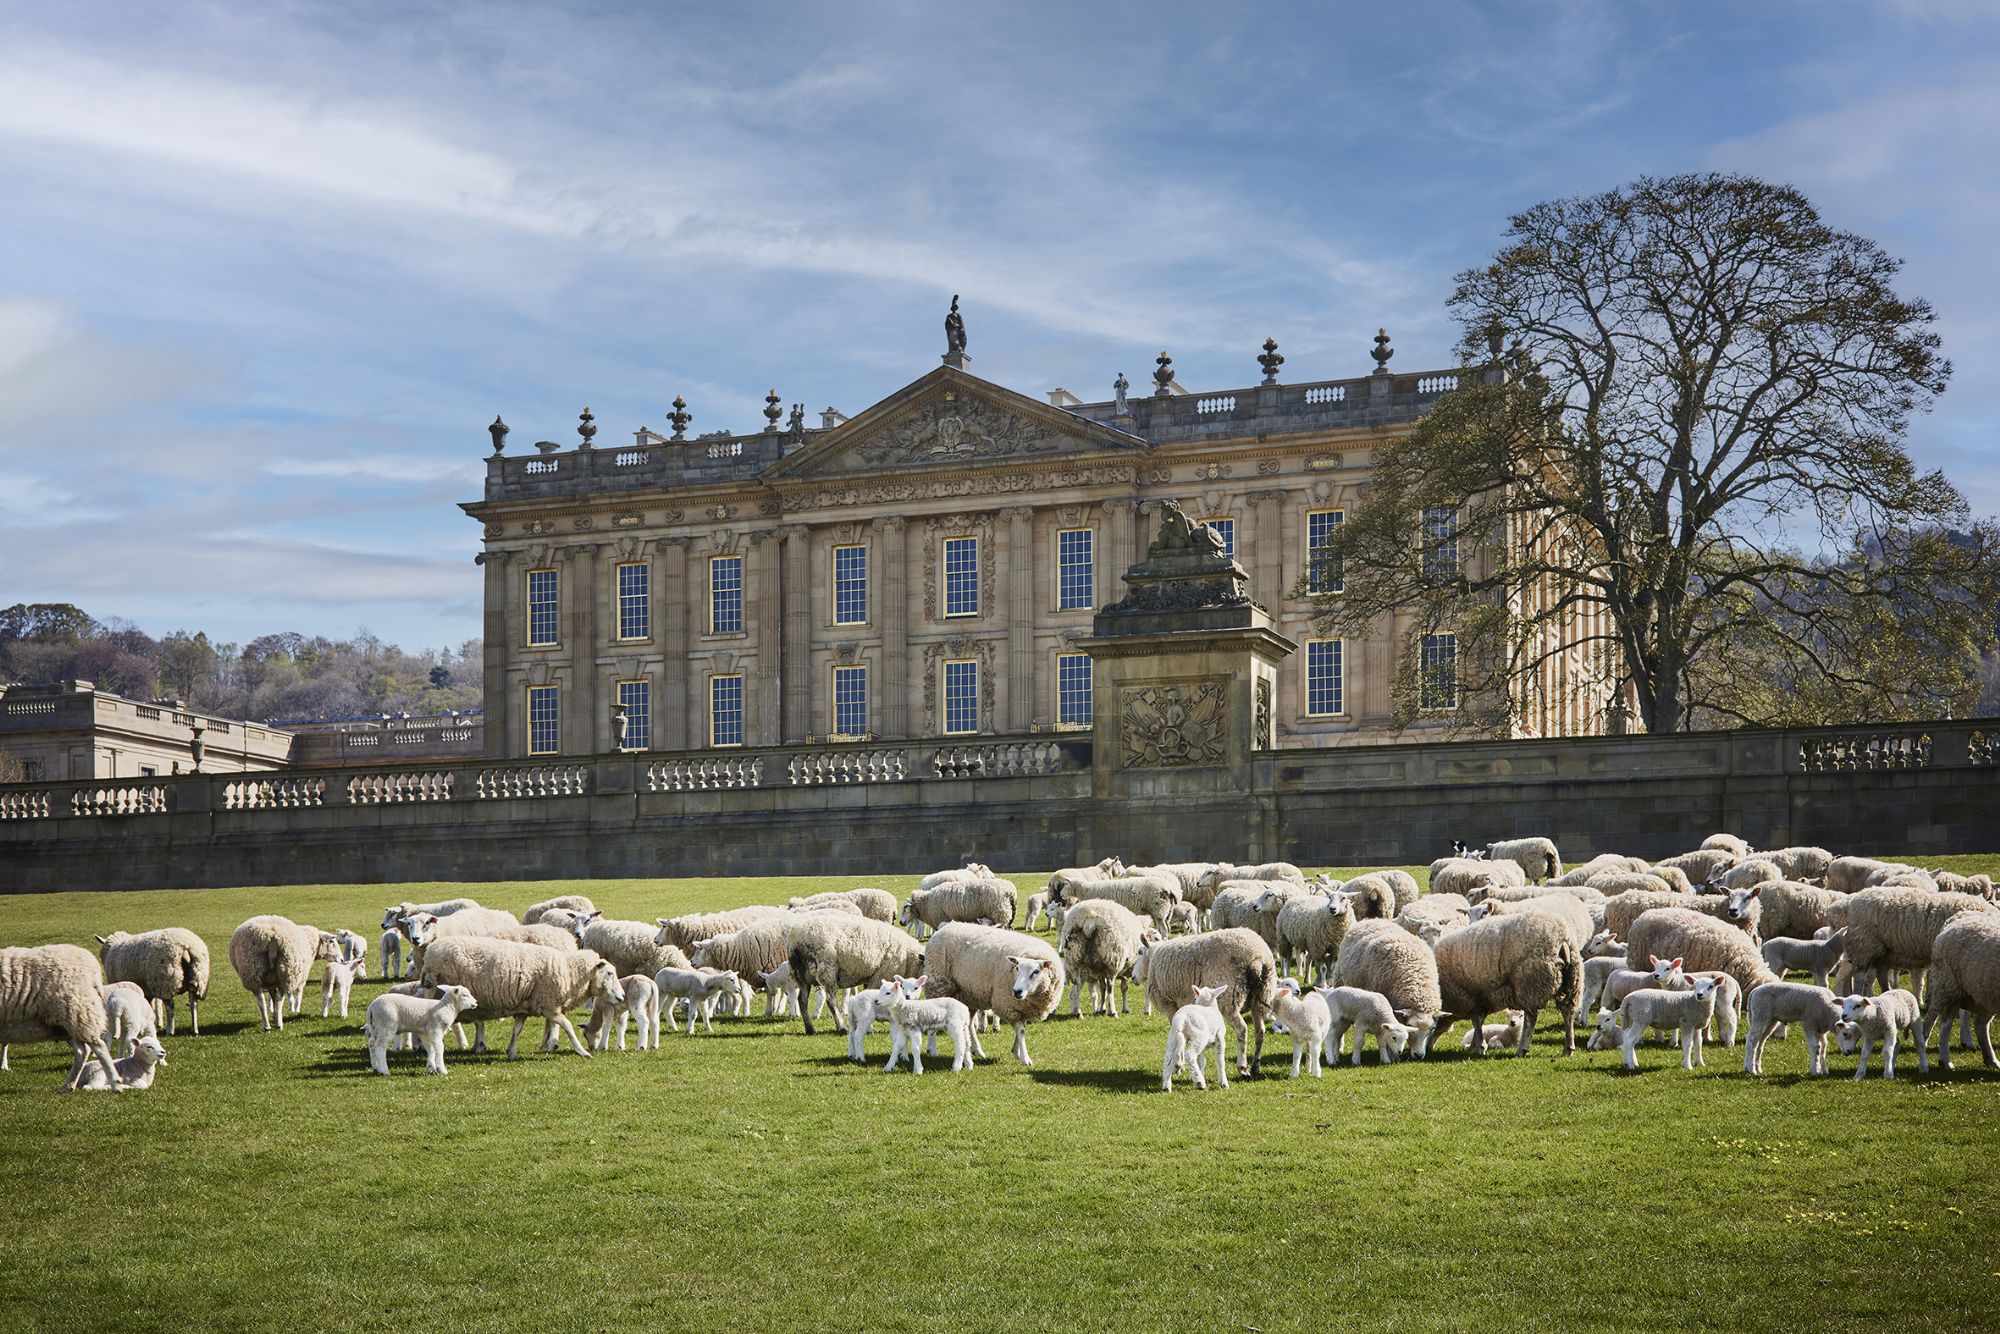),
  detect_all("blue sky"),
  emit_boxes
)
[2,0,1996,649]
